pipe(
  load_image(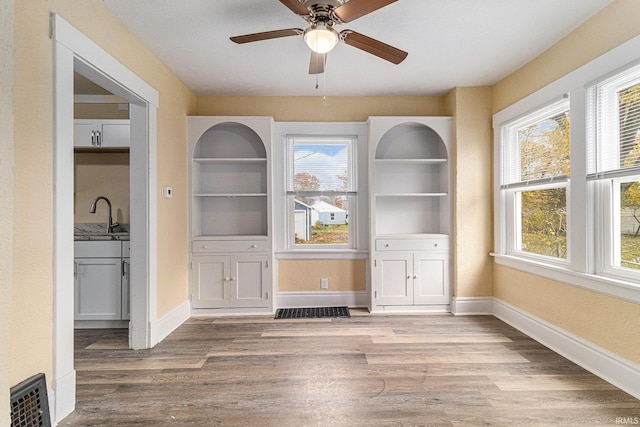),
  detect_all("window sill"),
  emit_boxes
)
[275,249,369,260]
[491,253,640,304]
